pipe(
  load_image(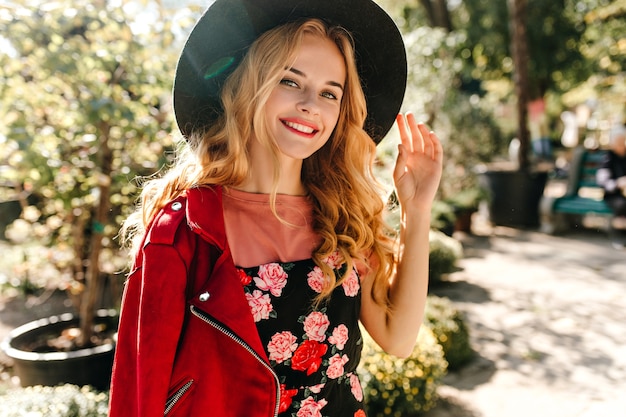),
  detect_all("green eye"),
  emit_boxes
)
[280,78,298,87]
